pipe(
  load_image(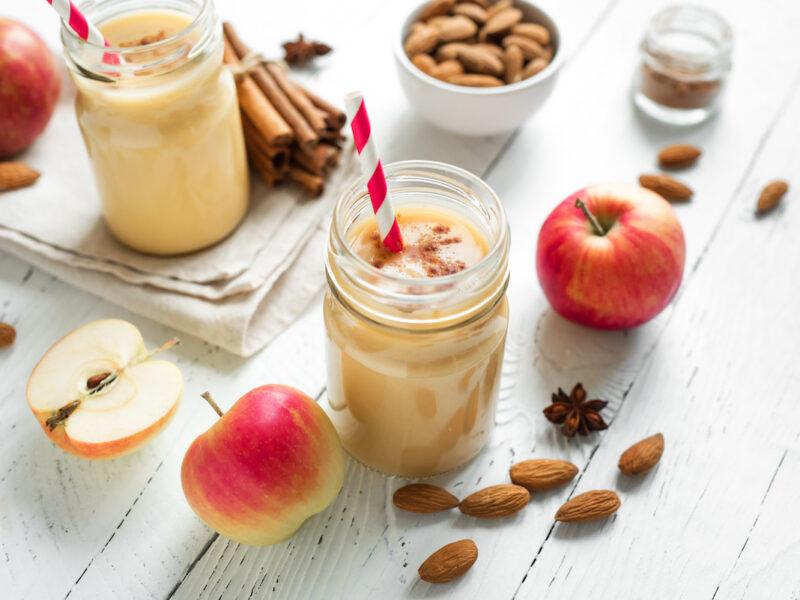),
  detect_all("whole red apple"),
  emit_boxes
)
[0,18,61,158]
[536,183,686,329]
[181,385,345,546]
